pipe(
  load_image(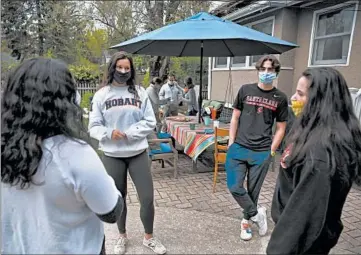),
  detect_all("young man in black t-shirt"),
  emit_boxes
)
[225,55,288,241]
